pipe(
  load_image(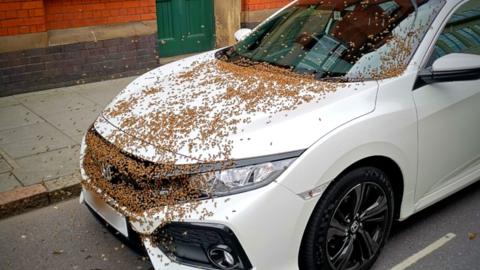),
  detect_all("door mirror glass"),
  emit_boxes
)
[432,53,480,73]
[234,28,252,42]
